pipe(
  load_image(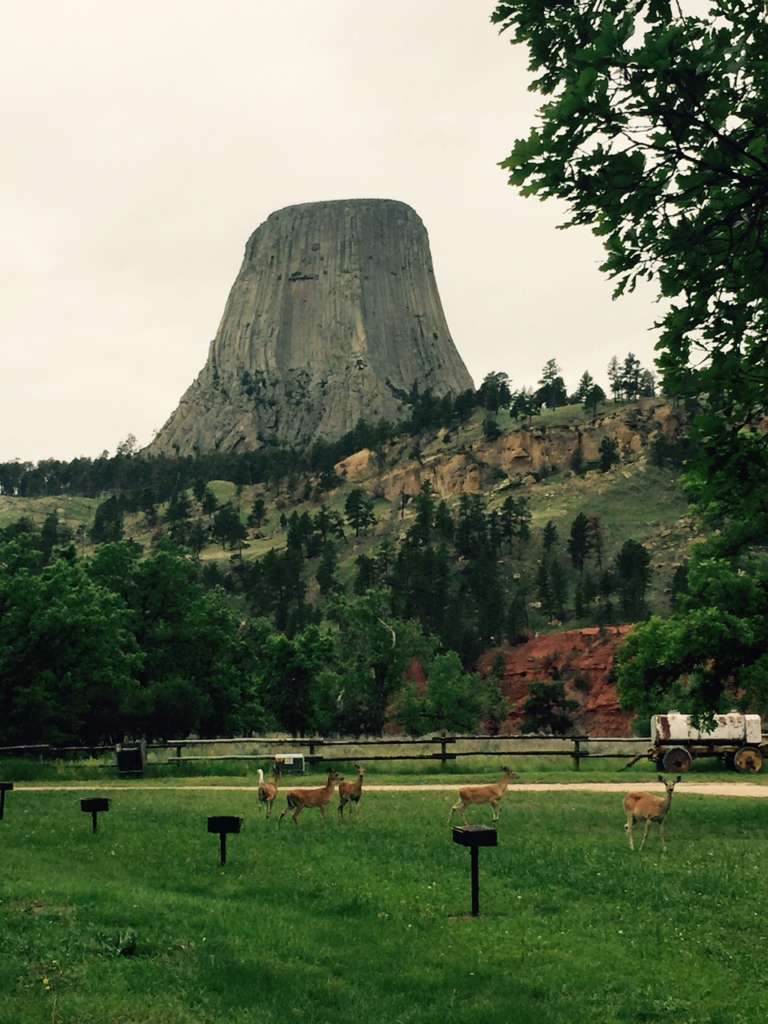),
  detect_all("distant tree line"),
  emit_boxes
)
[0,517,514,744]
